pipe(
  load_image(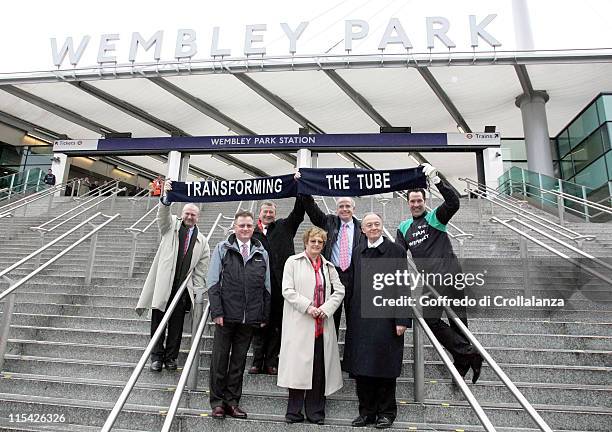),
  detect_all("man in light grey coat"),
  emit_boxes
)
[136,180,210,372]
